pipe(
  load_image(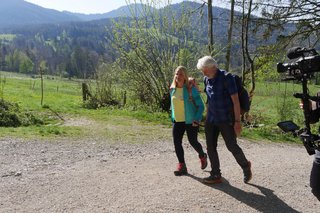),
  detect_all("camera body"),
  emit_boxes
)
[277,47,320,154]
[277,47,320,80]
